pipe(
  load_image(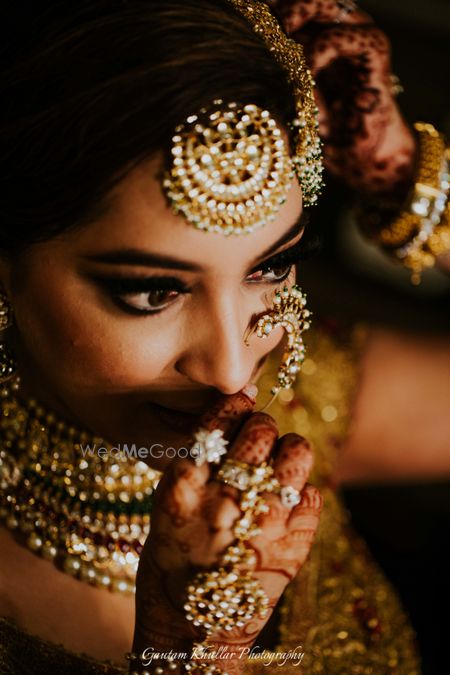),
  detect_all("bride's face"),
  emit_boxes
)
[1,154,303,468]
